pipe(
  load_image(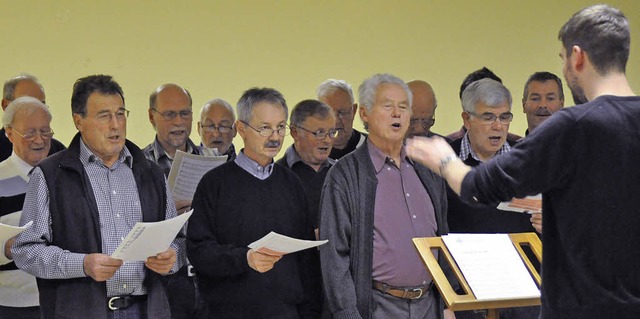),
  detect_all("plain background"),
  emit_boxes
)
[1,0,638,156]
